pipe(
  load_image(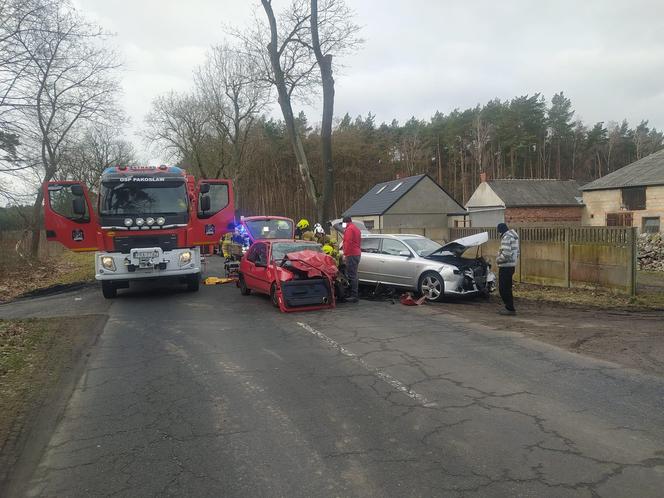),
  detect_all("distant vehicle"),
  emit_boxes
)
[238,239,338,312]
[43,166,234,298]
[357,232,496,301]
[240,216,295,243]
